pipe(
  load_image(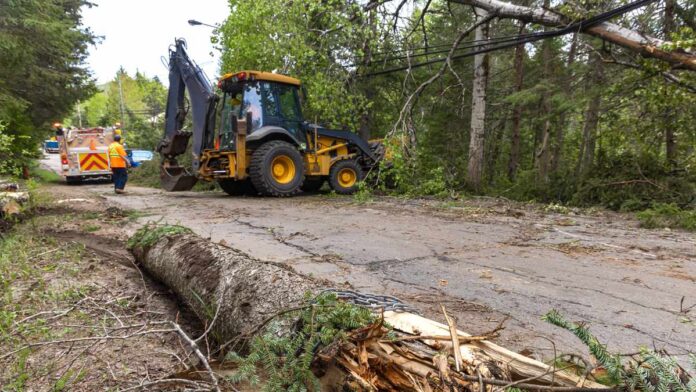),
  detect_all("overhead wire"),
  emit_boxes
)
[346,31,567,68]
[360,0,656,77]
